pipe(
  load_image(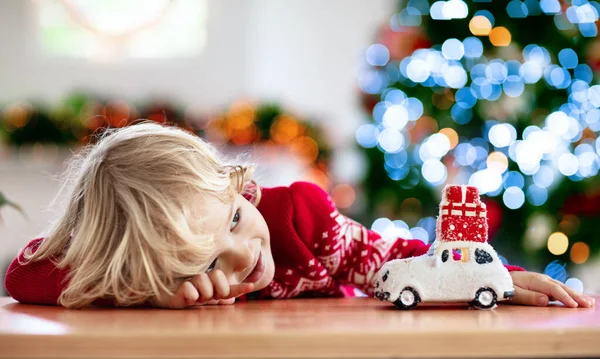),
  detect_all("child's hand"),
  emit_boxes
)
[509,271,595,308]
[155,270,255,309]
